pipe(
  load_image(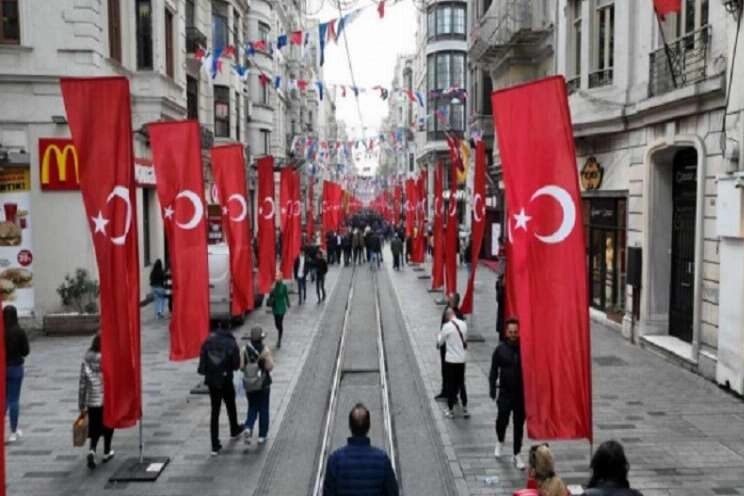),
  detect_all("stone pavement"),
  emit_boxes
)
[4,265,342,496]
[387,253,744,496]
